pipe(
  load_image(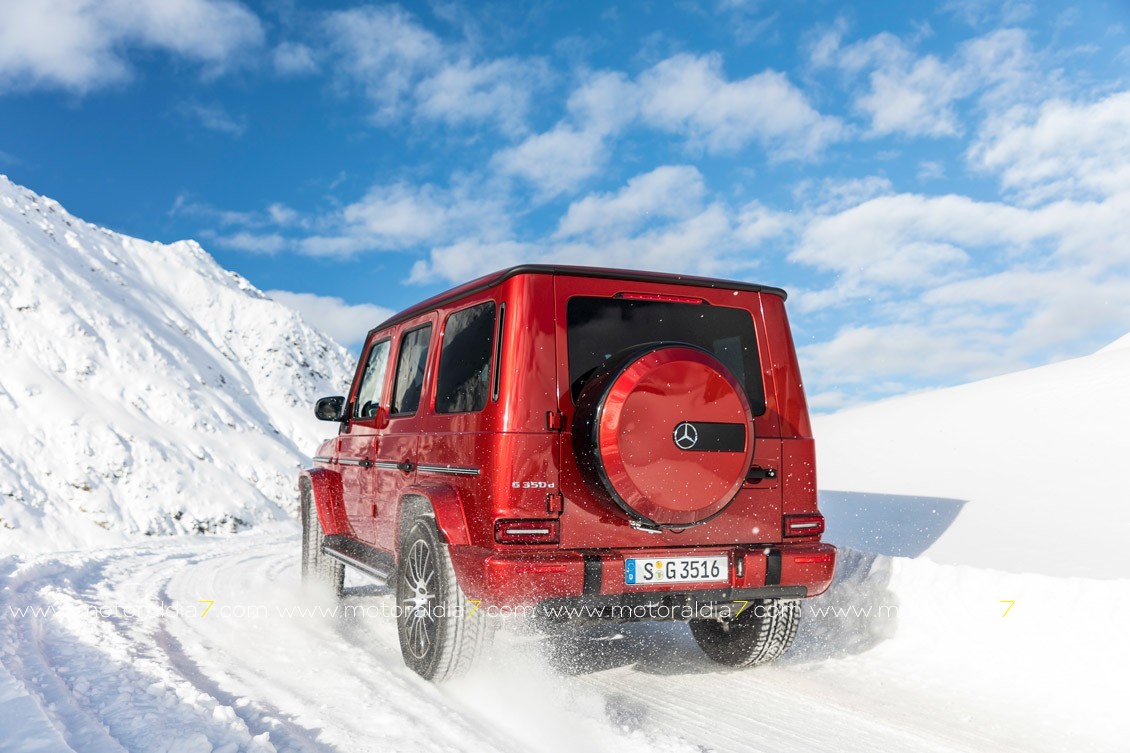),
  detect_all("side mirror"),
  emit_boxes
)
[314,396,346,422]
